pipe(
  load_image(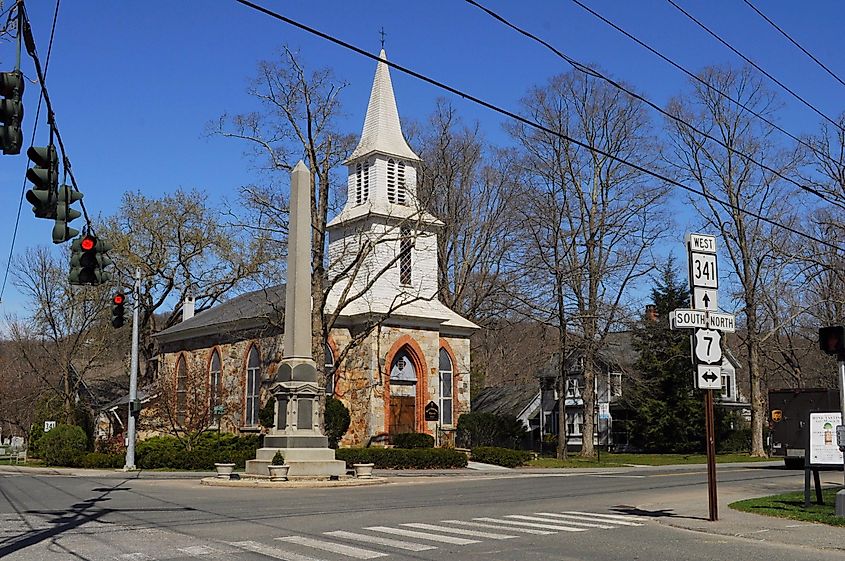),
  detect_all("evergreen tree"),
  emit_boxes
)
[622,257,705,453]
